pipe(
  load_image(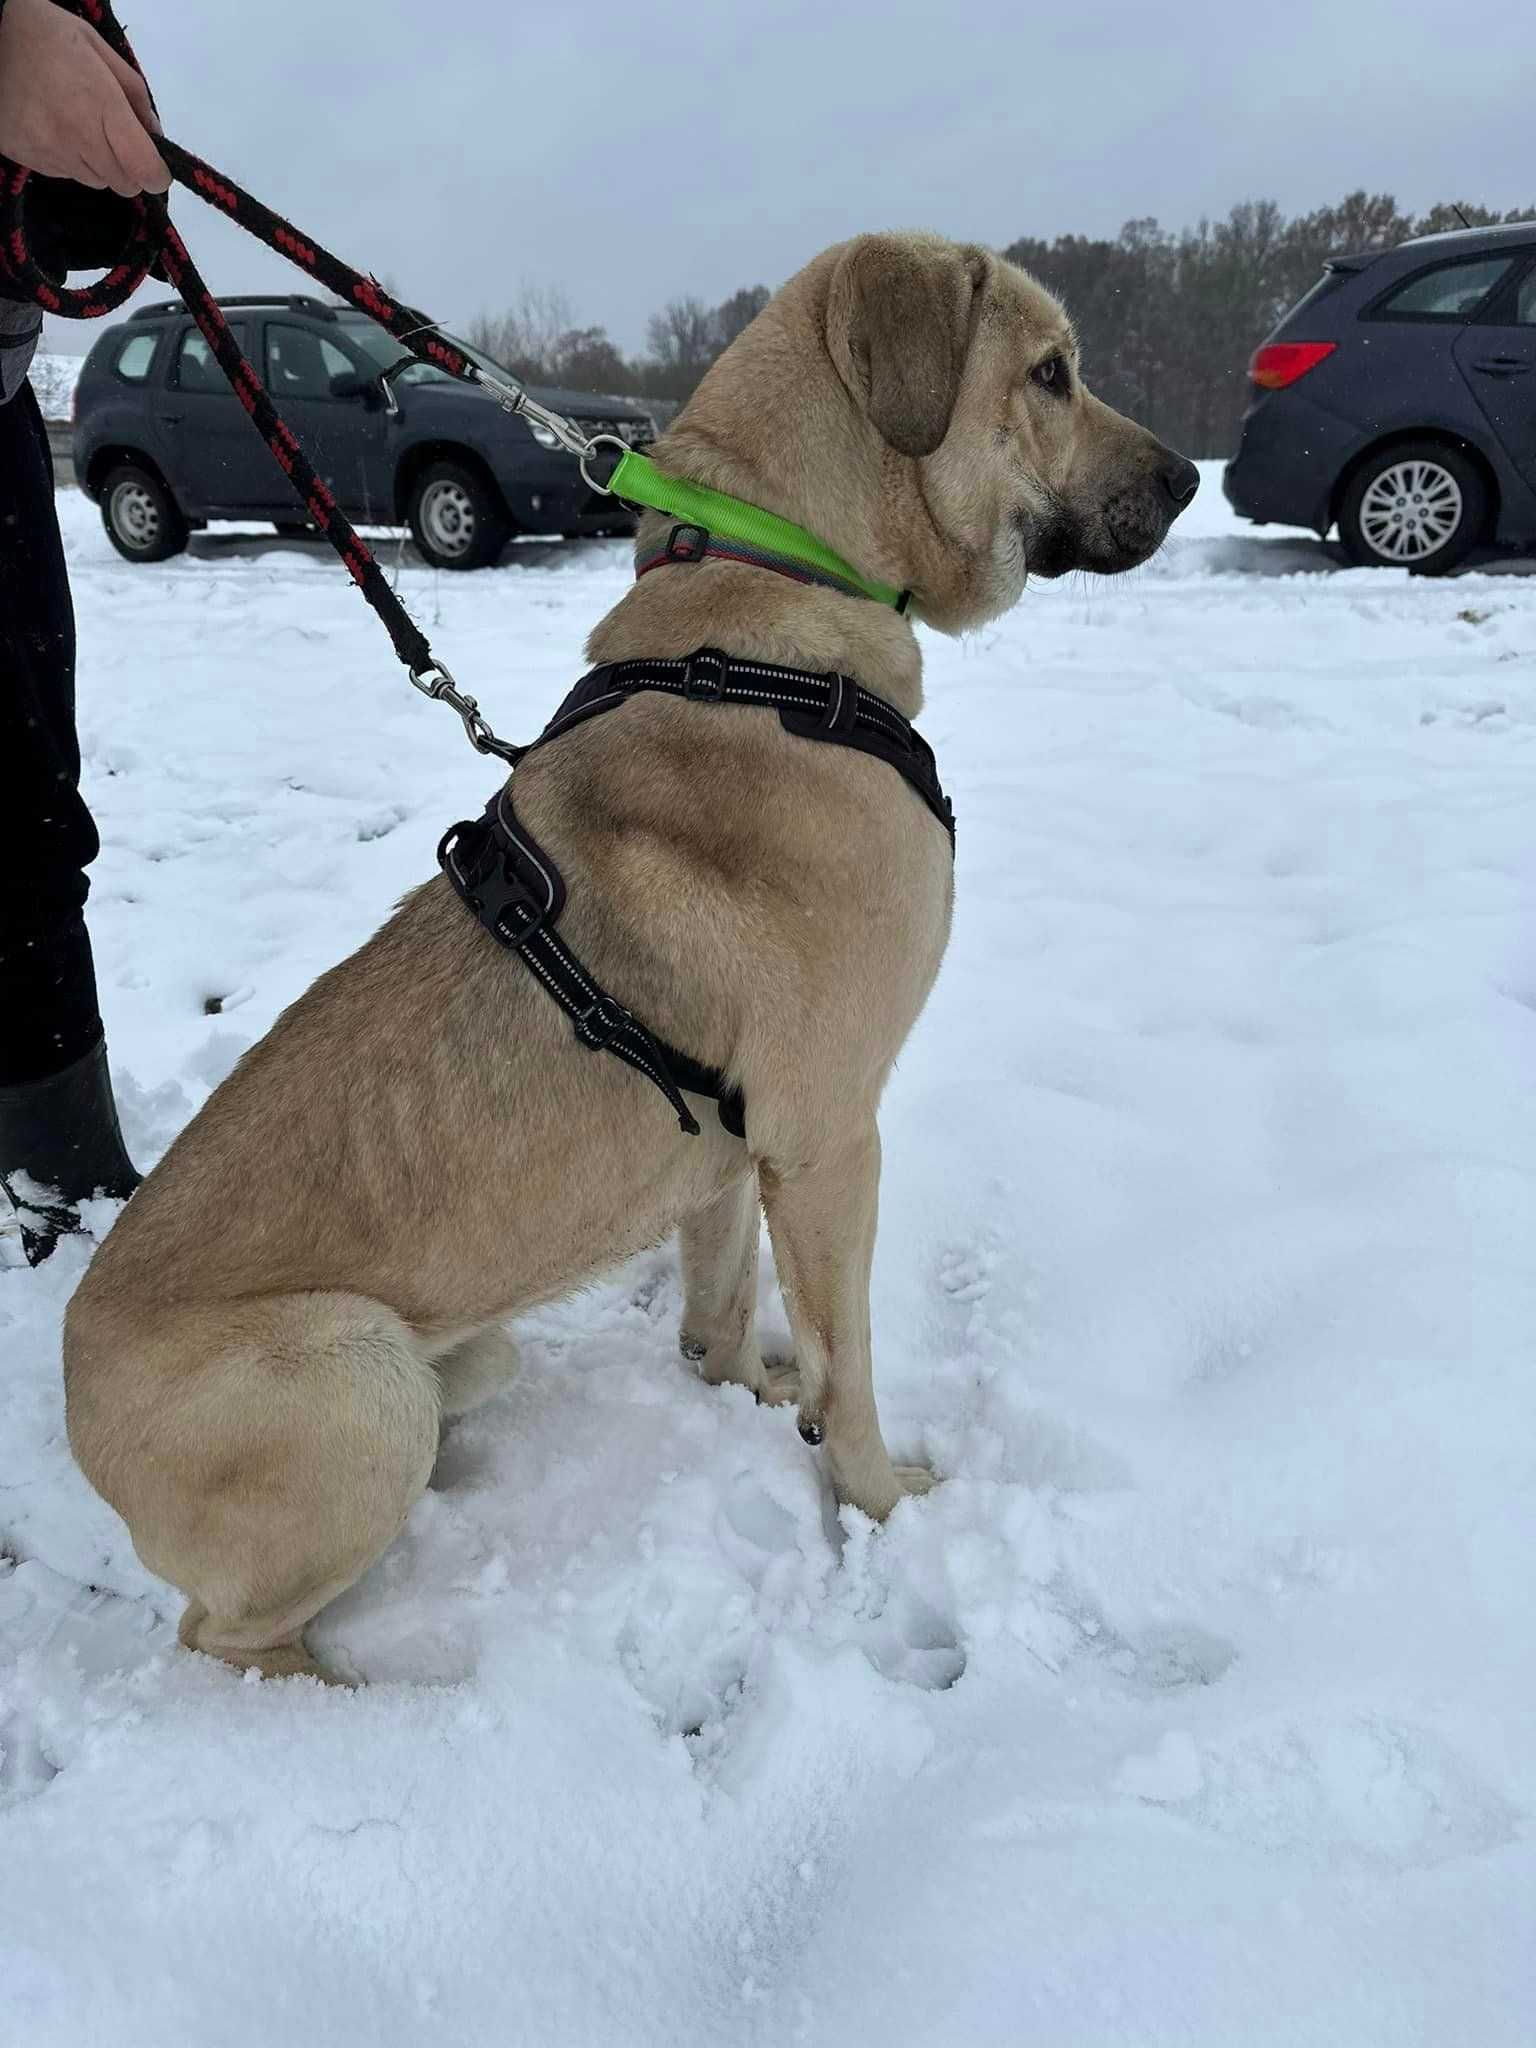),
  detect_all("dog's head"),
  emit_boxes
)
[674,231,1198,633]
